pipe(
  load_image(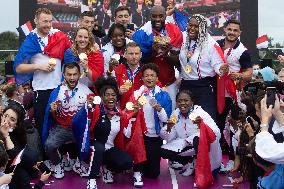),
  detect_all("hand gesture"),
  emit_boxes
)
[80,58,88,71]
[167,119,175,132]
[132,102,142,114]
[0,117,10,138]
[152,102,162,112]
[192,116,202,127]
[50,101,61,113]
[40,171,51,182]
[219,64,229,76]
[260,95,273,124]
[109,59,119,72]
[229,72,242,81]
[119,85,129,94]
[1,173,13,184]
[37,62,54,72]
